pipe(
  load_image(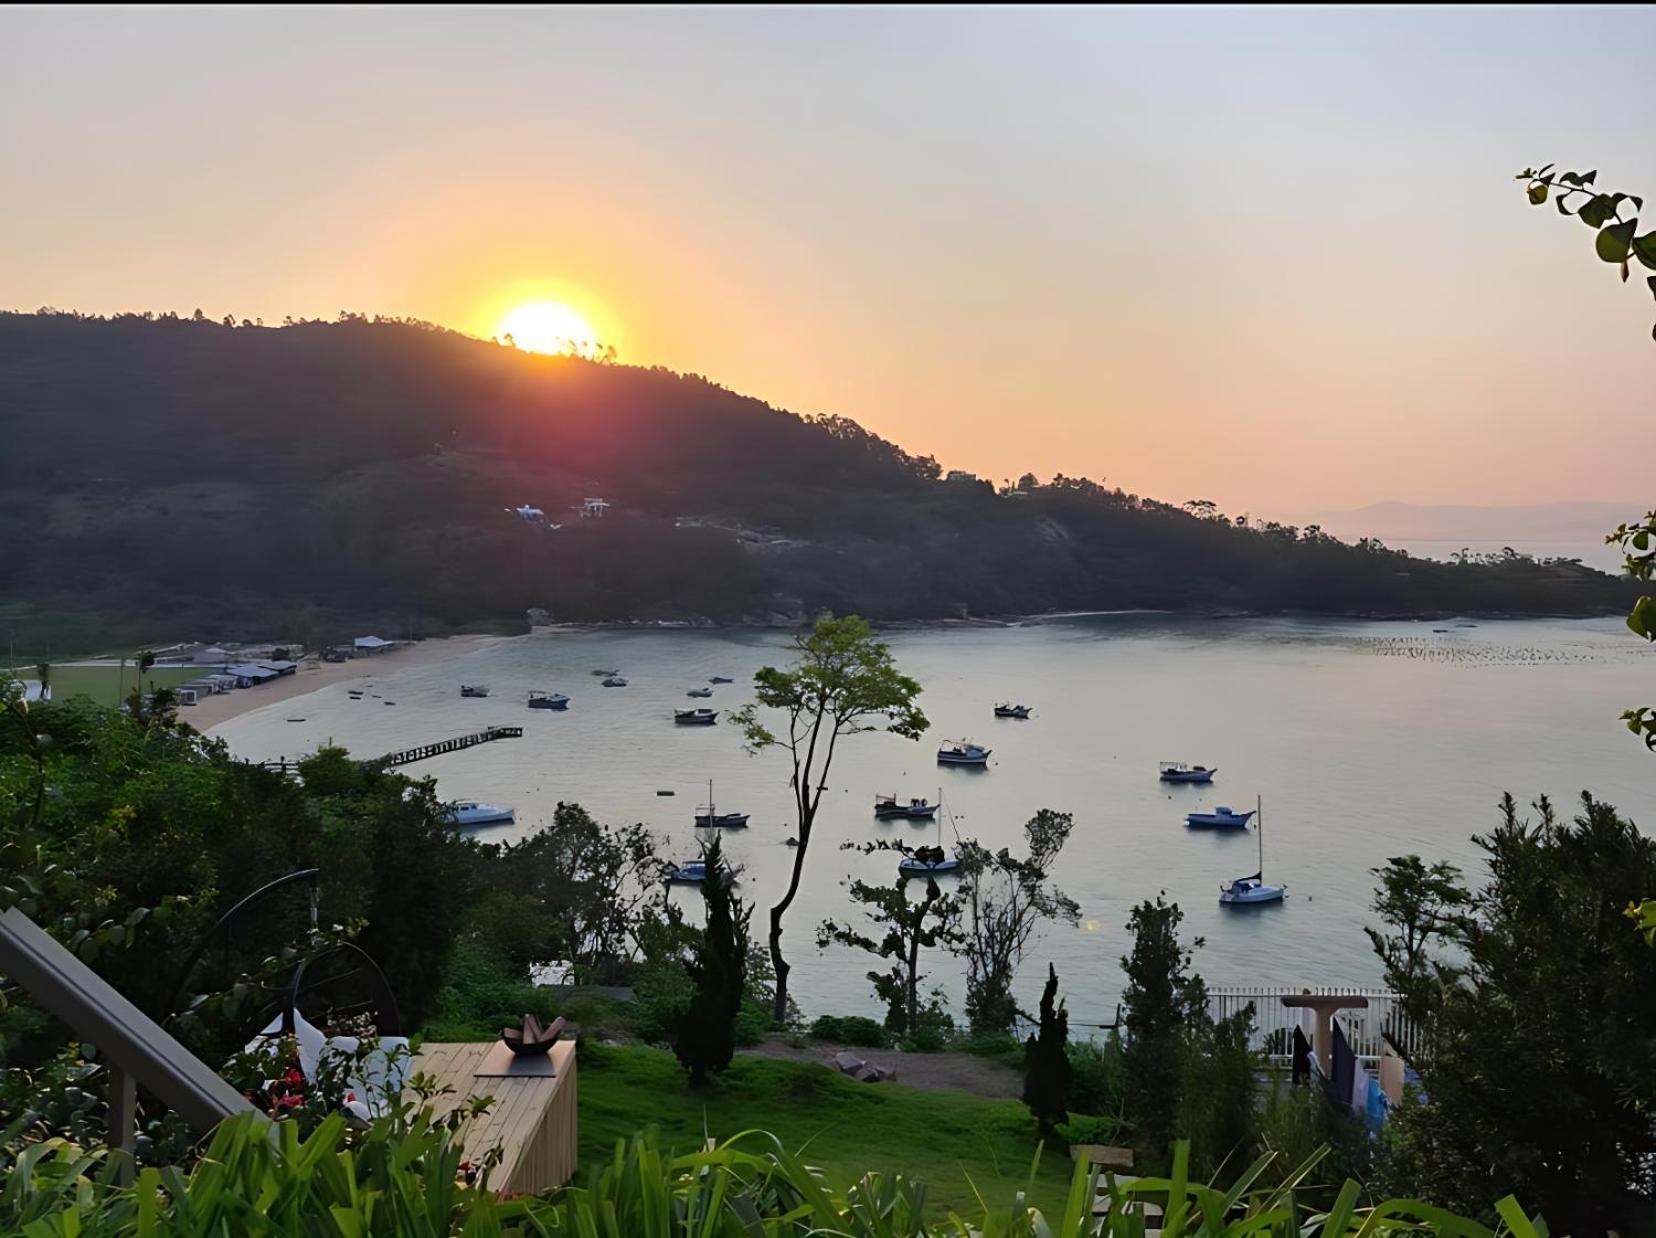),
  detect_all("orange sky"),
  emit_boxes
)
[2,7,1654,512]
